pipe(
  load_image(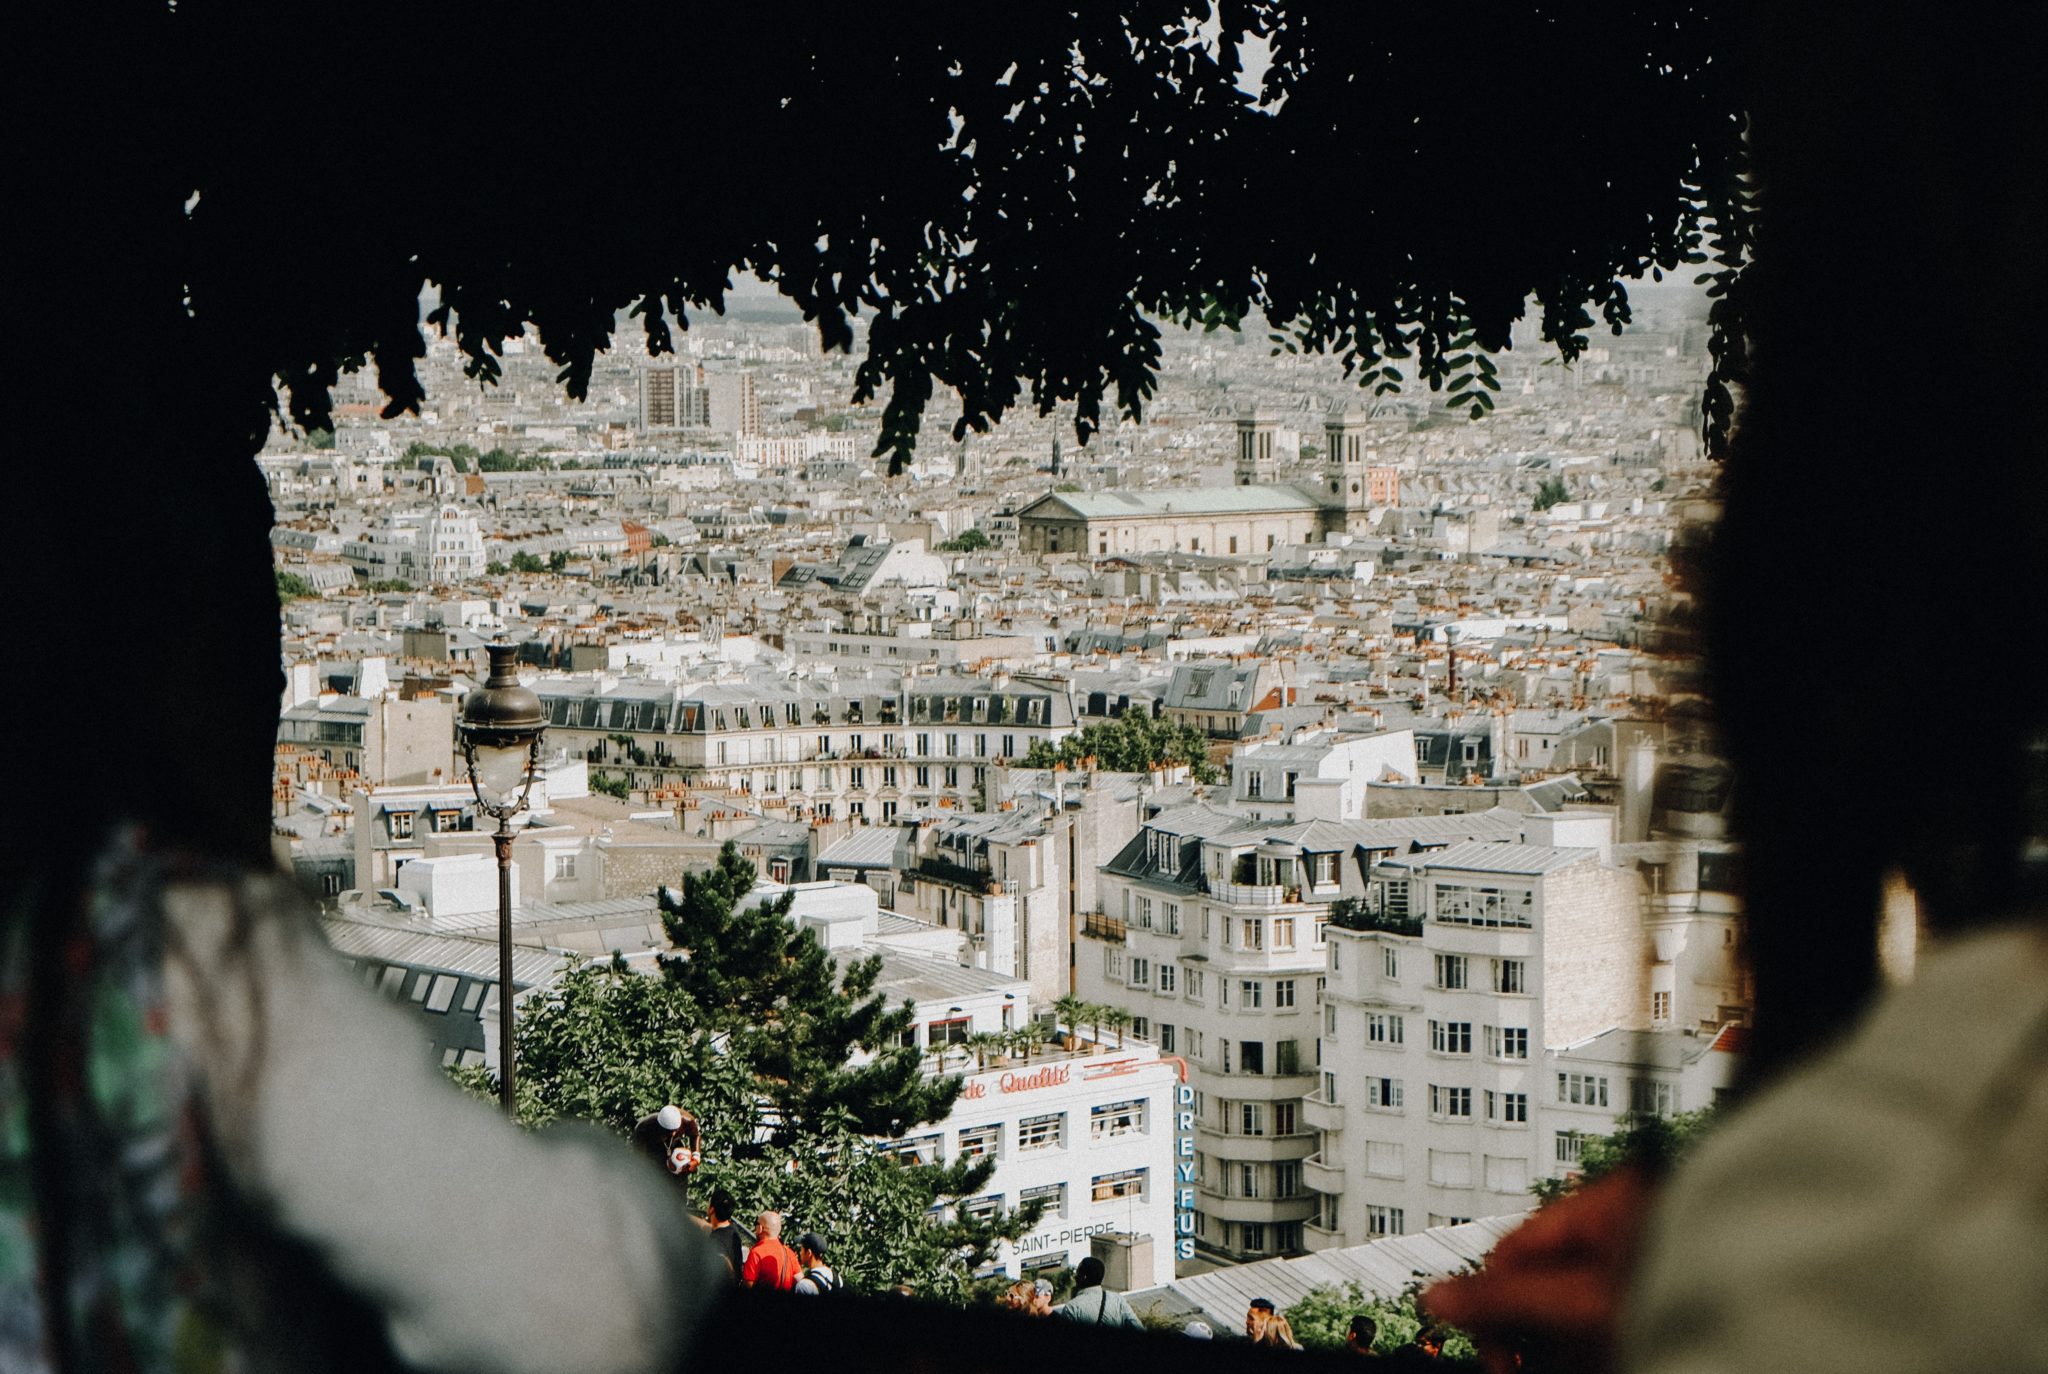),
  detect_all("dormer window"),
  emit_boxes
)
[389,811,415,840]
